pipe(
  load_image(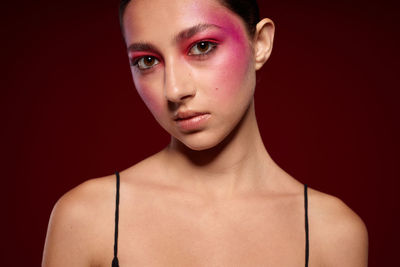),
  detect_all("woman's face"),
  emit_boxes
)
[123,0,257,150]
